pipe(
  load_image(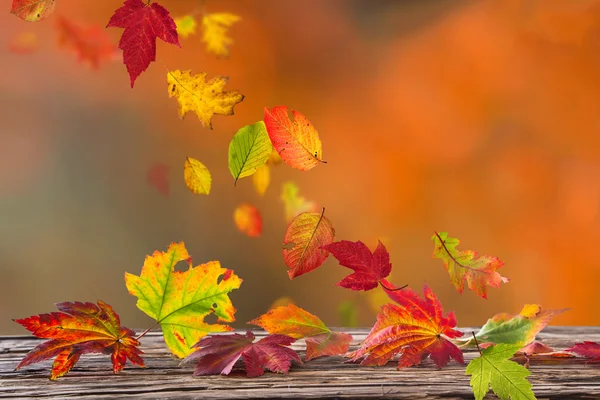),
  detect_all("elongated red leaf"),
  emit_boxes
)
[567,342,600,363]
